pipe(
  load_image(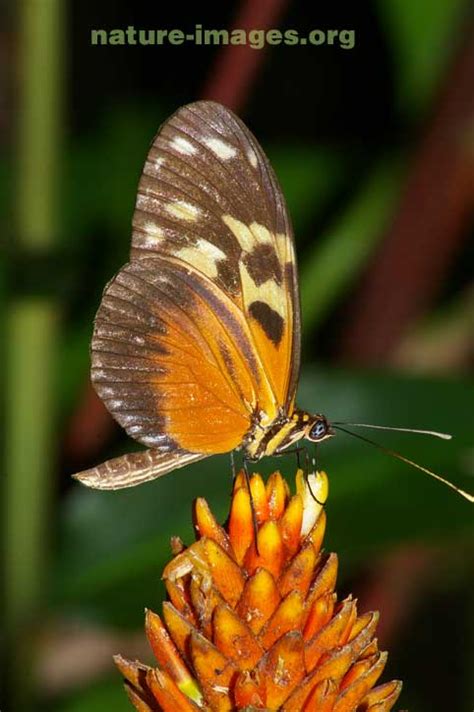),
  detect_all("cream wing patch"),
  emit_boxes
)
[222,215,273,252]
[165,201,201,222]
[144,156,165,176]
[204,136,237,160]
[176,239,227,280]
[171,136,196,155]
[246,146,258,168]
[134,221,165,248]
[239,262,286,318]
[275,231,296,264]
